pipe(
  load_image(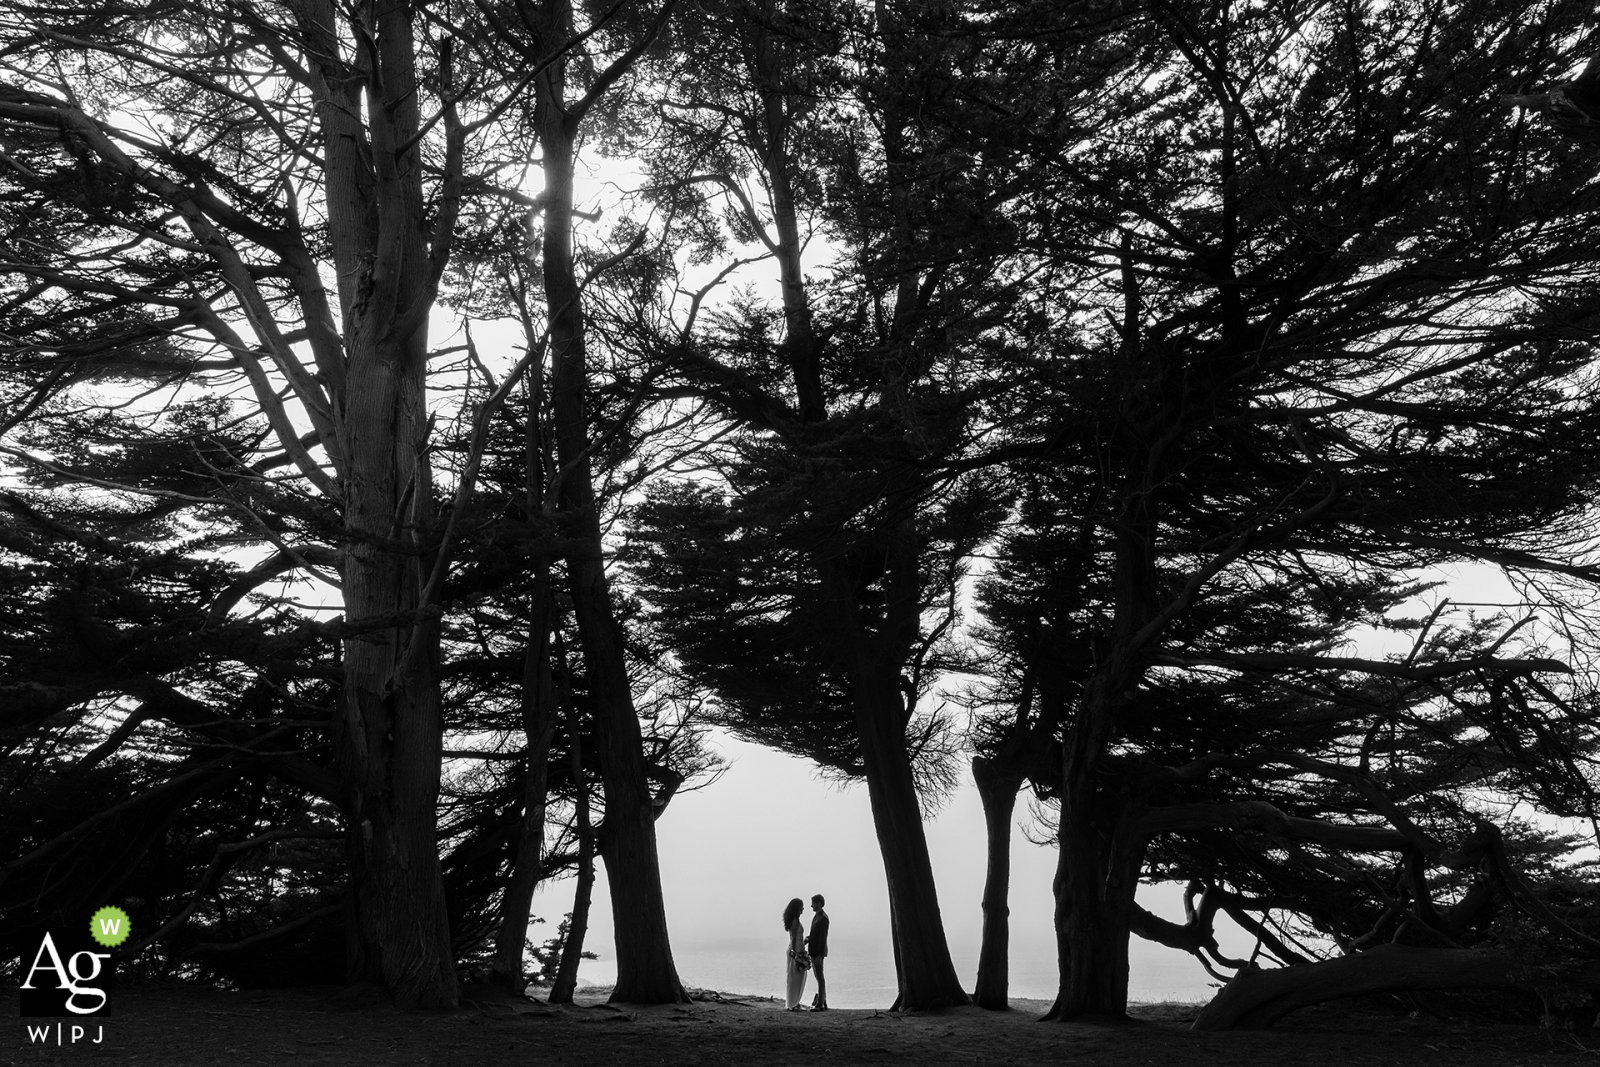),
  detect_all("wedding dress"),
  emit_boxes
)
[784,918,808,1009]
